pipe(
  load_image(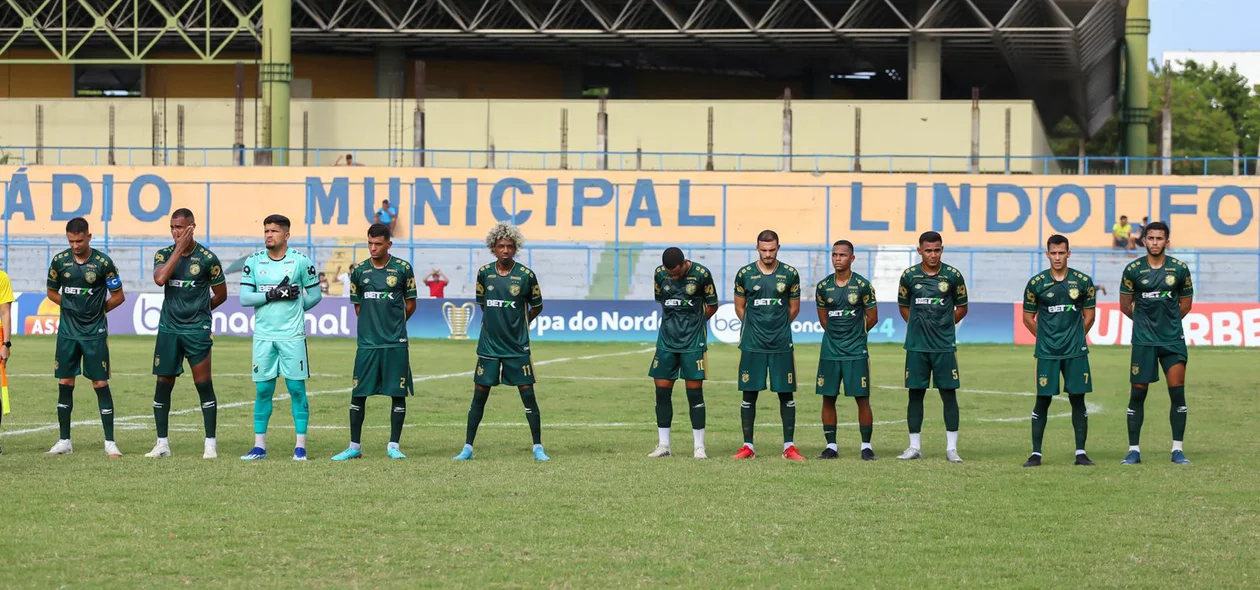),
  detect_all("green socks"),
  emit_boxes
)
[195,381,217,439]
[1031,396,1053,454]
[153,380,175,438]
[685,387,705,430]
[519,386,542,445]
[907,389,926,434]
[1169,386,1187,443]
[655,386,672,429]
[349,397,366,445]
[94,385,115,441]
[465,388,490,445]
[1069,394,1088,451]
[860,424,873,444]
[254,380,276,435]
[57,384,74,440]
[390,396,407,444]
[285,379,309,436]
[1127,385,1147,446]
[740,391,758,444]
[778,392,796,443]
[940,389,960,432]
